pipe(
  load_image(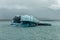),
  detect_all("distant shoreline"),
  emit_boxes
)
[0,19,11,21]
[0,19,60,21]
